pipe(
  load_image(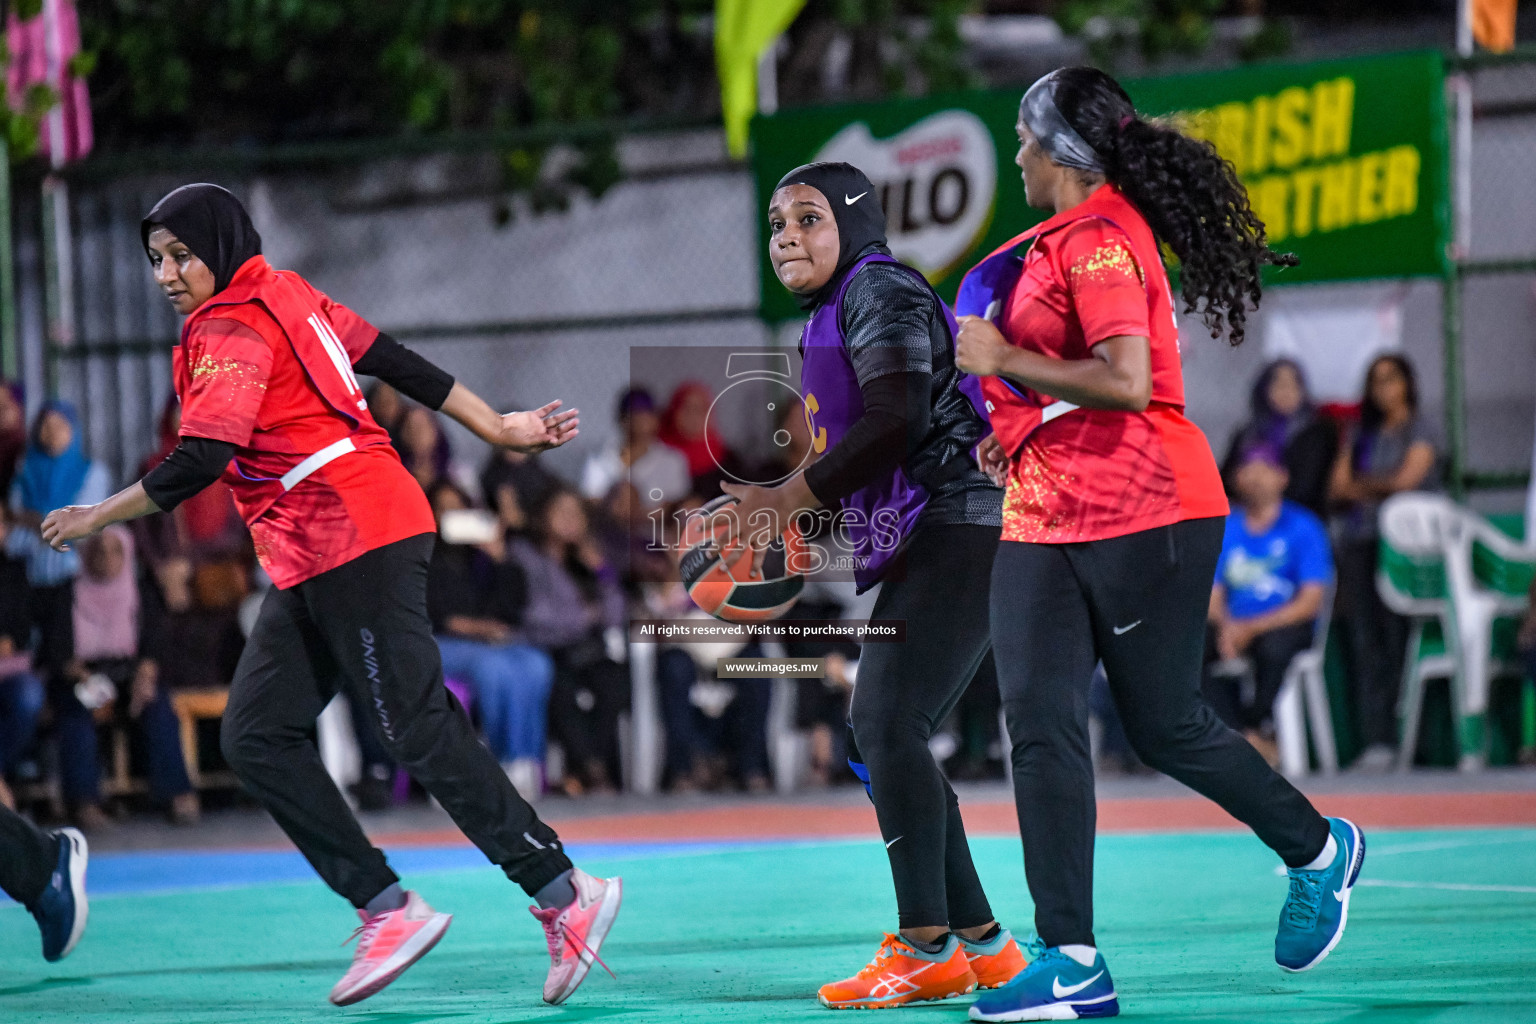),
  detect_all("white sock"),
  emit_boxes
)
[1059,944,1097,967]
[1300,834,1337,872]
